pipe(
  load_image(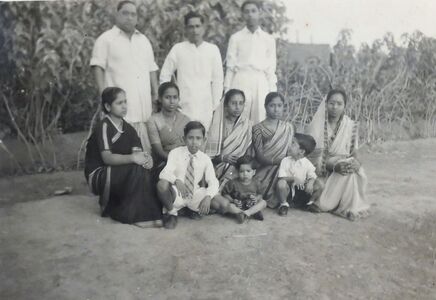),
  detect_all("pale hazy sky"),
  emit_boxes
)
[284,0,436,47]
